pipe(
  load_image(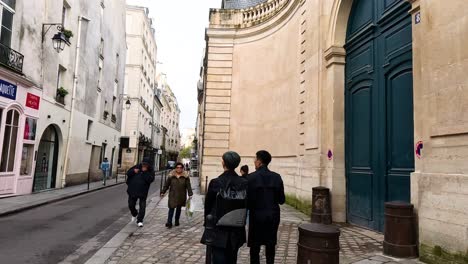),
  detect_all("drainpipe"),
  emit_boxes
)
[61,16,89,188]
